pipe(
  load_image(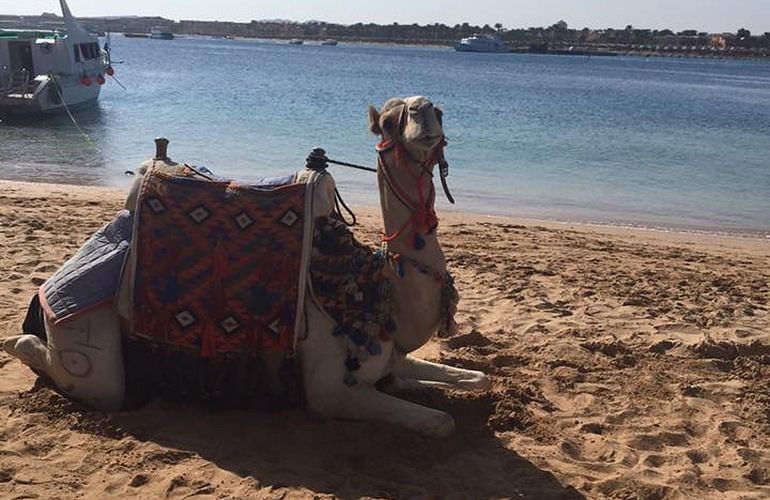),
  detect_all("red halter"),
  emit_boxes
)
[376,138,444,249]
